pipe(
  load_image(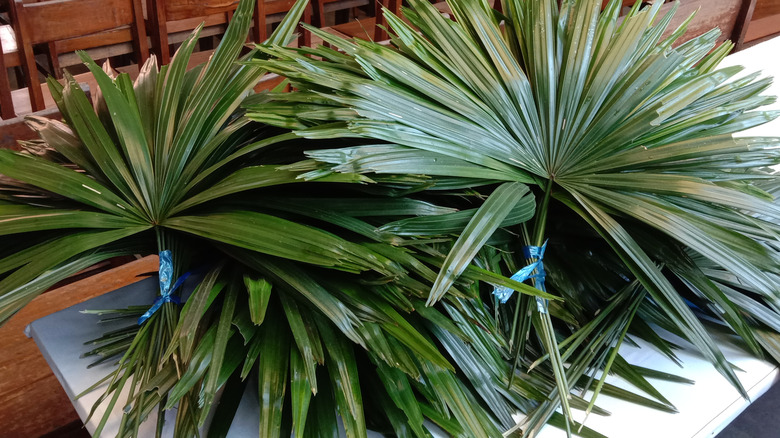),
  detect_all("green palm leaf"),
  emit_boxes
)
[250,0,780,435]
